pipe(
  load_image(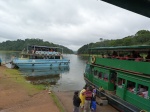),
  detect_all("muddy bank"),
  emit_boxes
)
[0,66,60,112]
